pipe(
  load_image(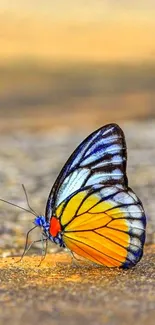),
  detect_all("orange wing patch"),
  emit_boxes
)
[108,219,129,231]
[63,235,125,267]
[57,188,145,268]
[62,195,130,267]
[95,228,130,247]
